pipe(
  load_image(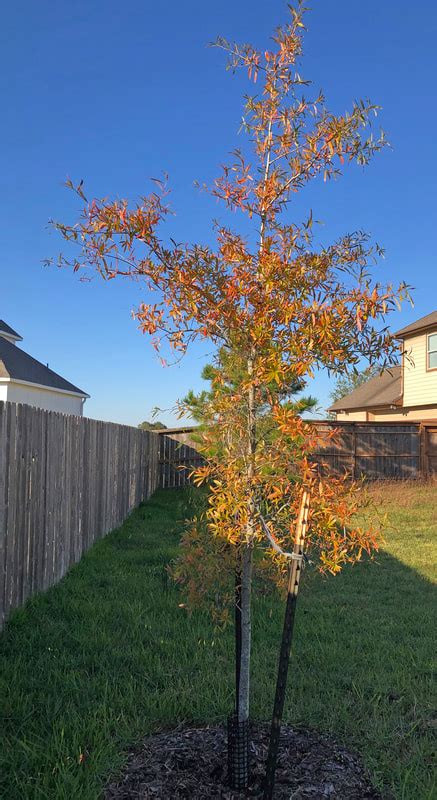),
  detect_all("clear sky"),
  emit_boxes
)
[1,0,436,426]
